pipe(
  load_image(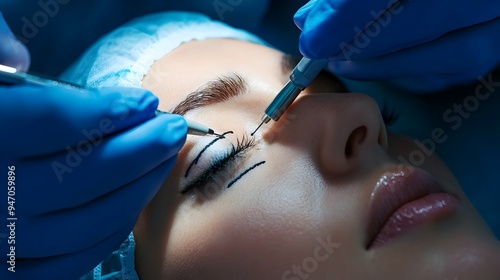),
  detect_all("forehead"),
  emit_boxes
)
[142,38,286,111]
